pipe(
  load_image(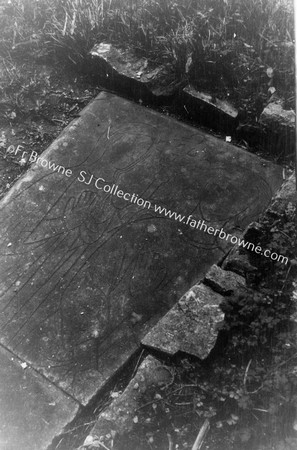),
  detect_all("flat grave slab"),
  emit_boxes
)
[0,92,282,410]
